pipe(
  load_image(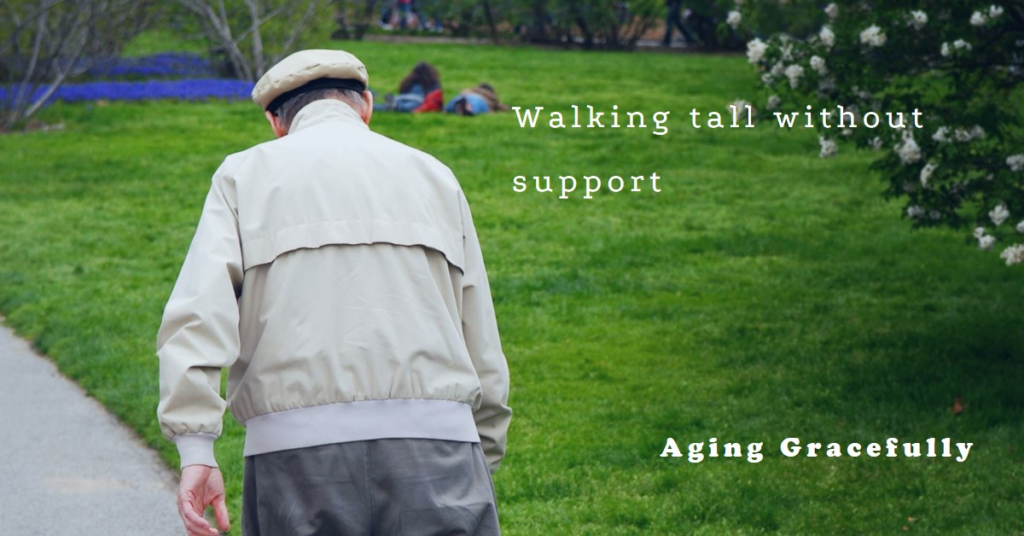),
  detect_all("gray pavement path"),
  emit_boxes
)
[0,320,184,535]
